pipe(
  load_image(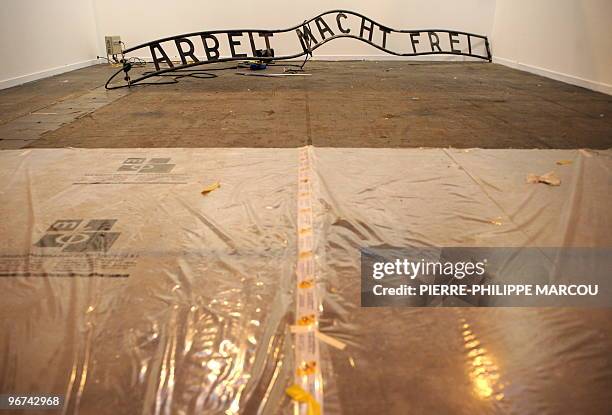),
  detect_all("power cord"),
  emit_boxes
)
[104,40,312,89]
